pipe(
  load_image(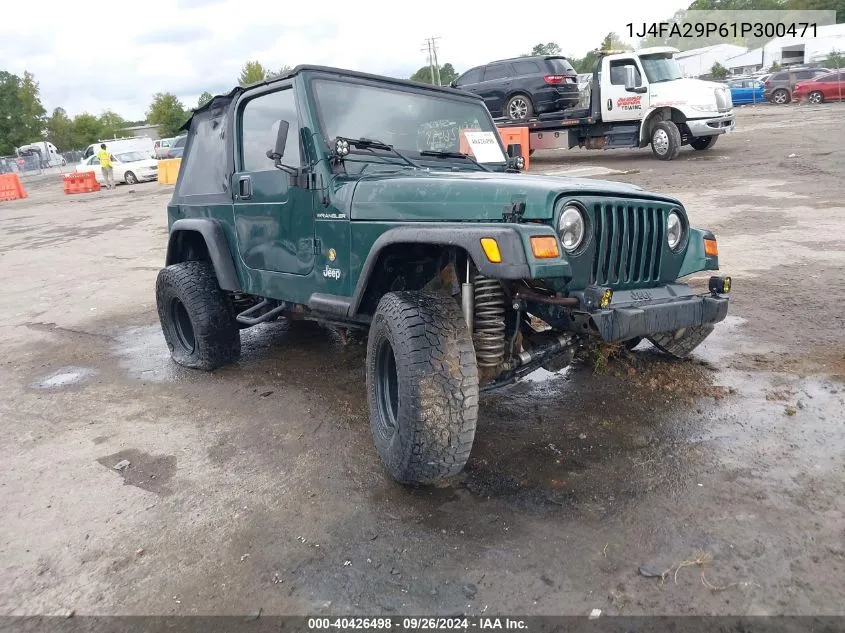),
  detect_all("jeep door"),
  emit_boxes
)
[232,84,315,275]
